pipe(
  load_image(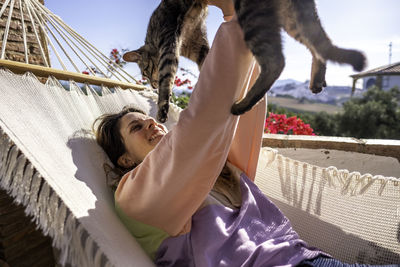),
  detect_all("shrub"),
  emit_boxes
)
[265,112,315,135]
[268,86,400,139]
[337,86,400,139]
